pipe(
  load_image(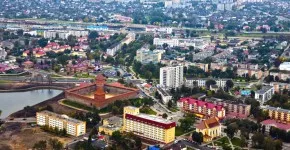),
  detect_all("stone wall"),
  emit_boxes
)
[71,84,96,95]
[105,86,131,94]
[65,91,96,107]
